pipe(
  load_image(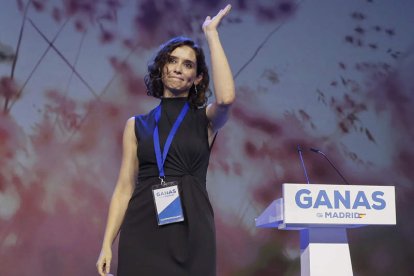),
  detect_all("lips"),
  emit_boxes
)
[169,76,184,81]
